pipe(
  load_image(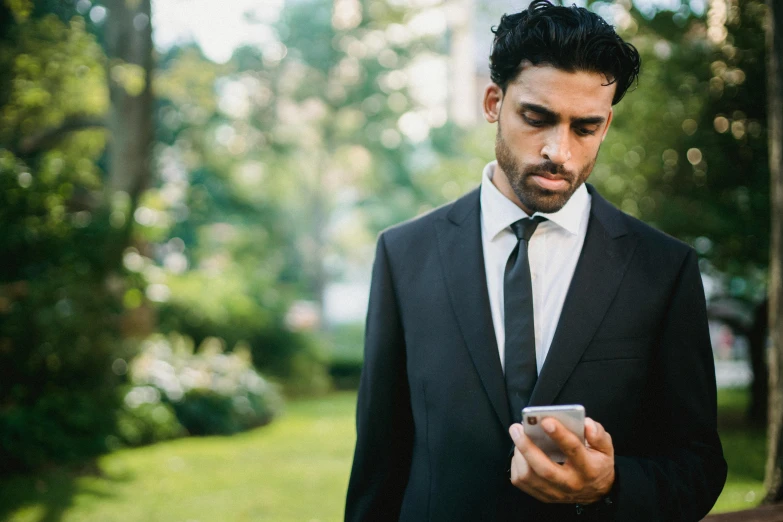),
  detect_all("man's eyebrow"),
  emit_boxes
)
[519,102,557,119]
[572,115,606,126]
[518,102,606,126]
